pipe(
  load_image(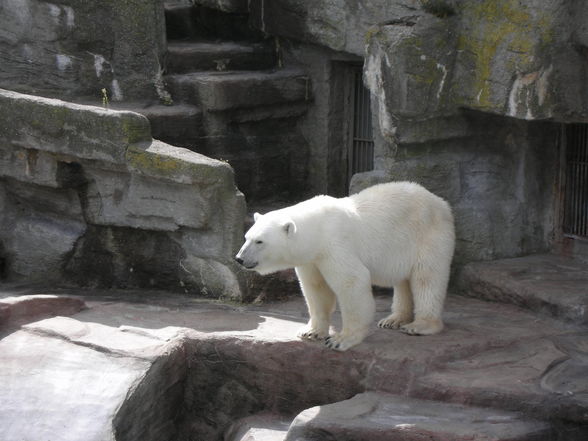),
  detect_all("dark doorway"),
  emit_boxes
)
[562,124,588,239]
